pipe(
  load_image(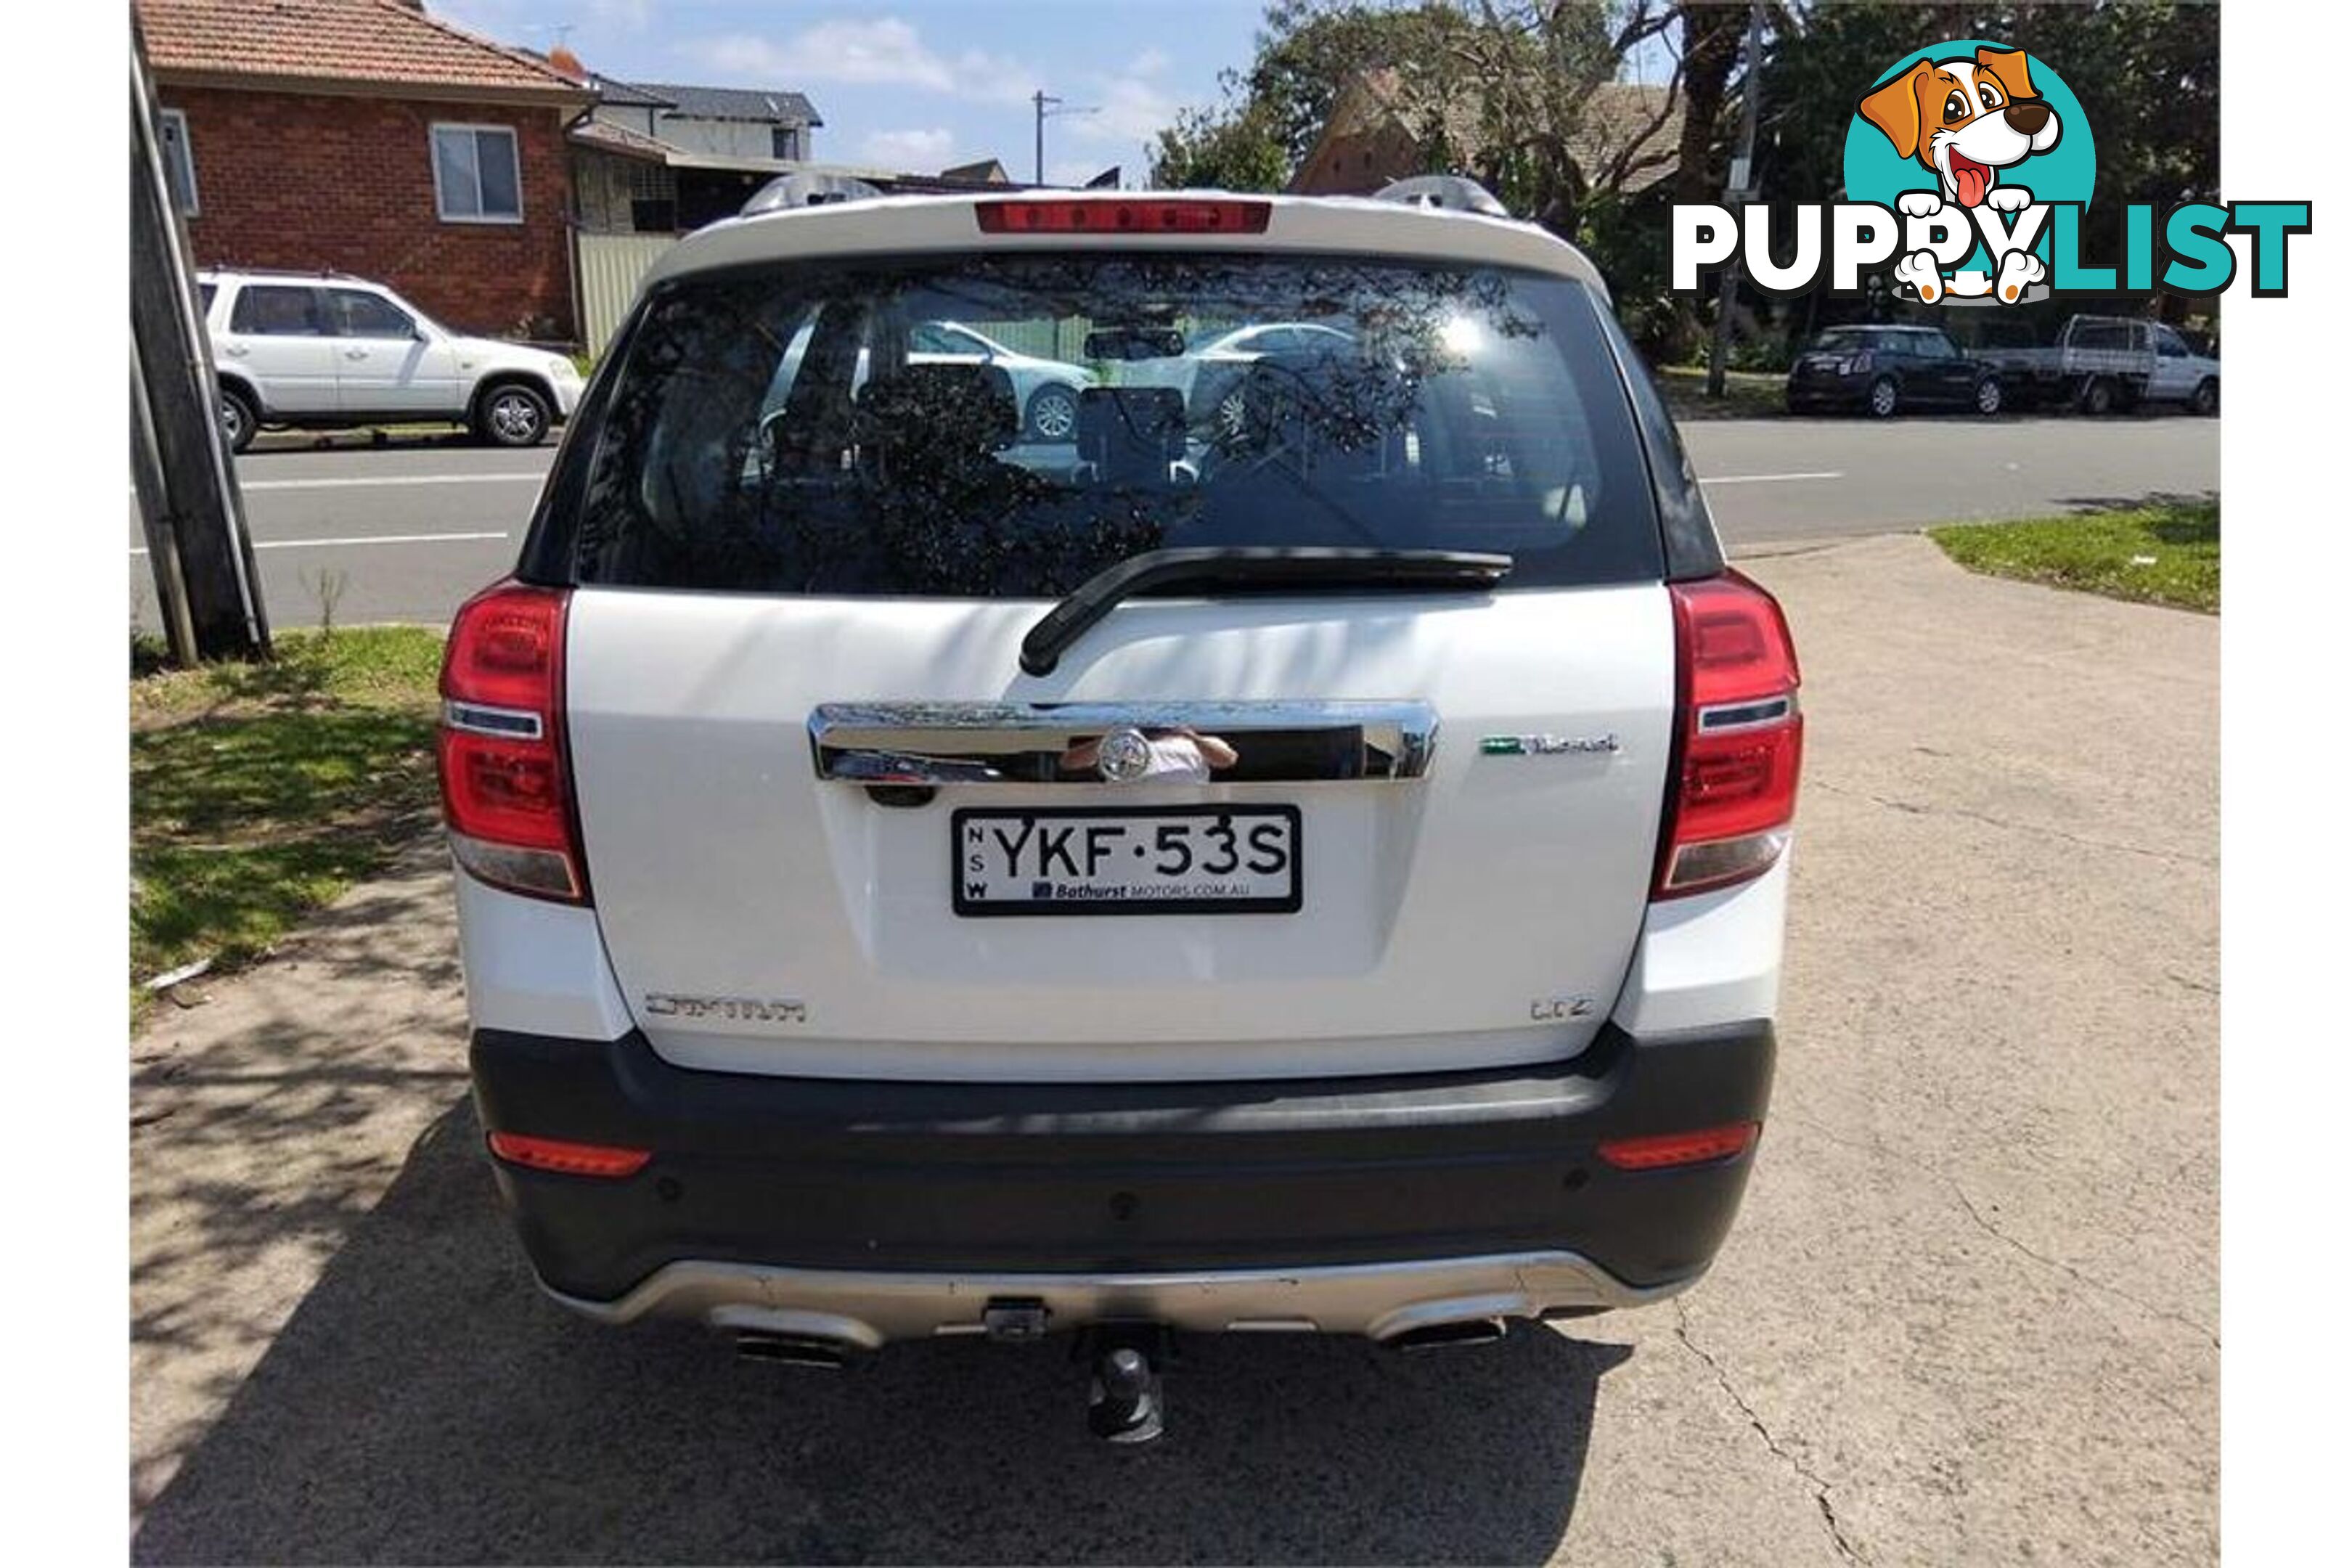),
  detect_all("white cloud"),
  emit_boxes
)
[1128,48,1171,78]
[861,128,956,168]
[586,0,649,29]
[687,18,1032,105]
[1072,72,1180,145]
